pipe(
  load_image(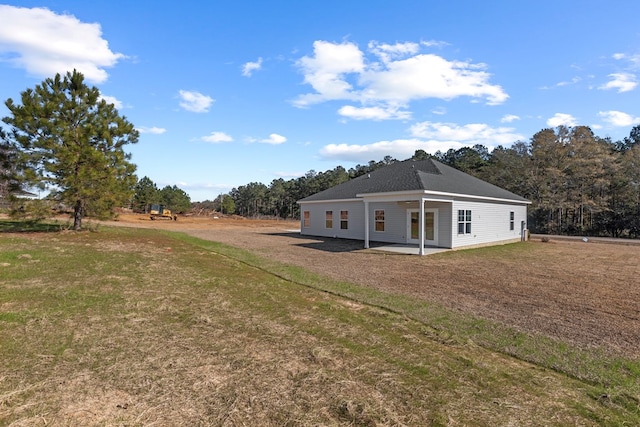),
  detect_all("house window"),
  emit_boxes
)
[510,211,515,231]
[375,210,385,232]
[340,210,348,230]
[303,211,310,228]
[458,209,471,234]
[325,211,333,228]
